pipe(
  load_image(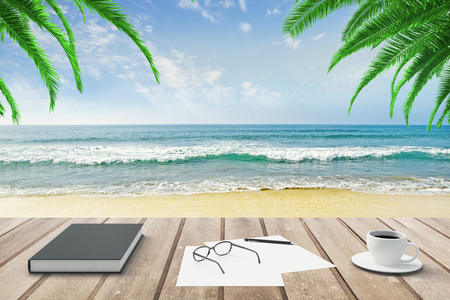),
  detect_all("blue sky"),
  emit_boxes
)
[0,0,443,125]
